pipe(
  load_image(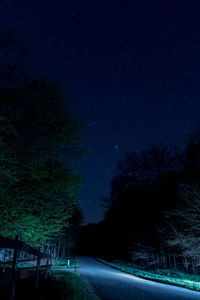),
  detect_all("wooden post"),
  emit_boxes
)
[11,234,21,300]
[36,255,40,289]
